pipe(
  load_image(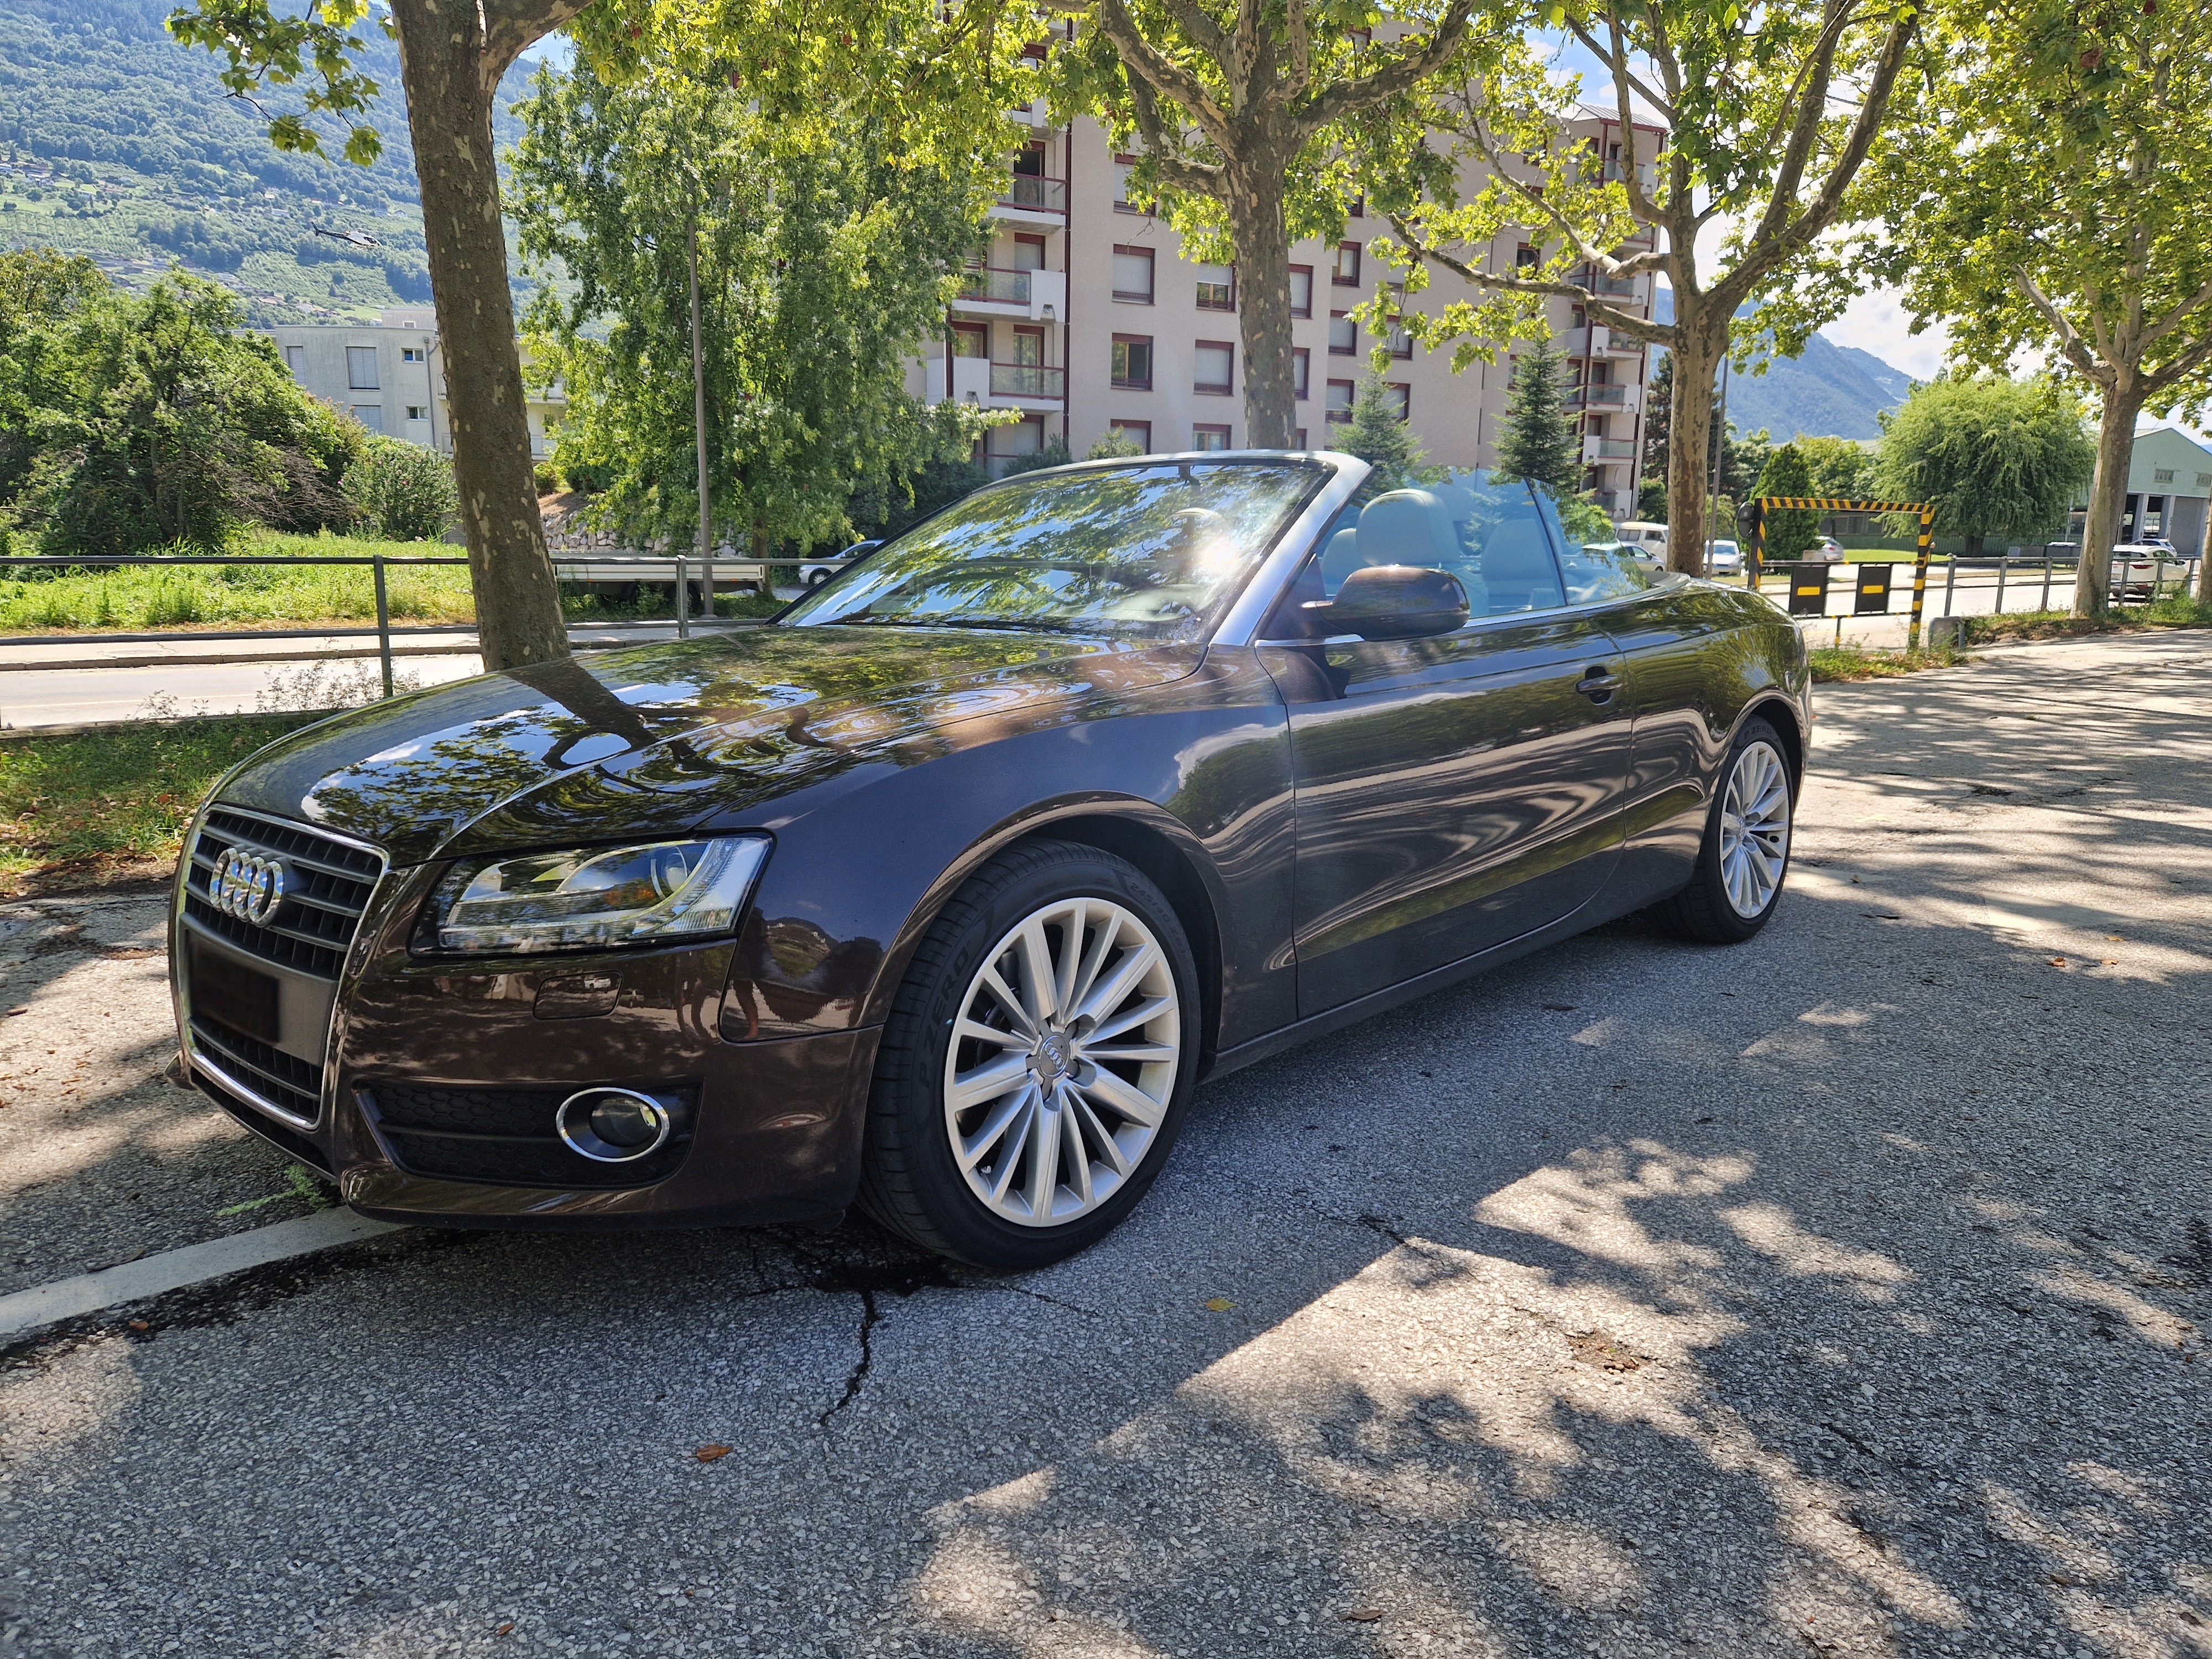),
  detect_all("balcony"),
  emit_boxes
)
[1575,264,1639,299]
[952,264,1067,322]
[1567,383,1631,409]
[1582,435,1637,461]
[989,361,1066,399]
[1586,325,1642,356]
[992,173,1068,227]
